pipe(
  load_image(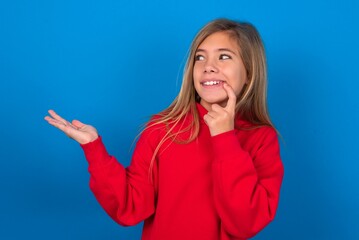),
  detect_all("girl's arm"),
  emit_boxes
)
[45,110,156,226]
[211,128,284,239]
[203,86,284,238]
[81,134,156,226]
